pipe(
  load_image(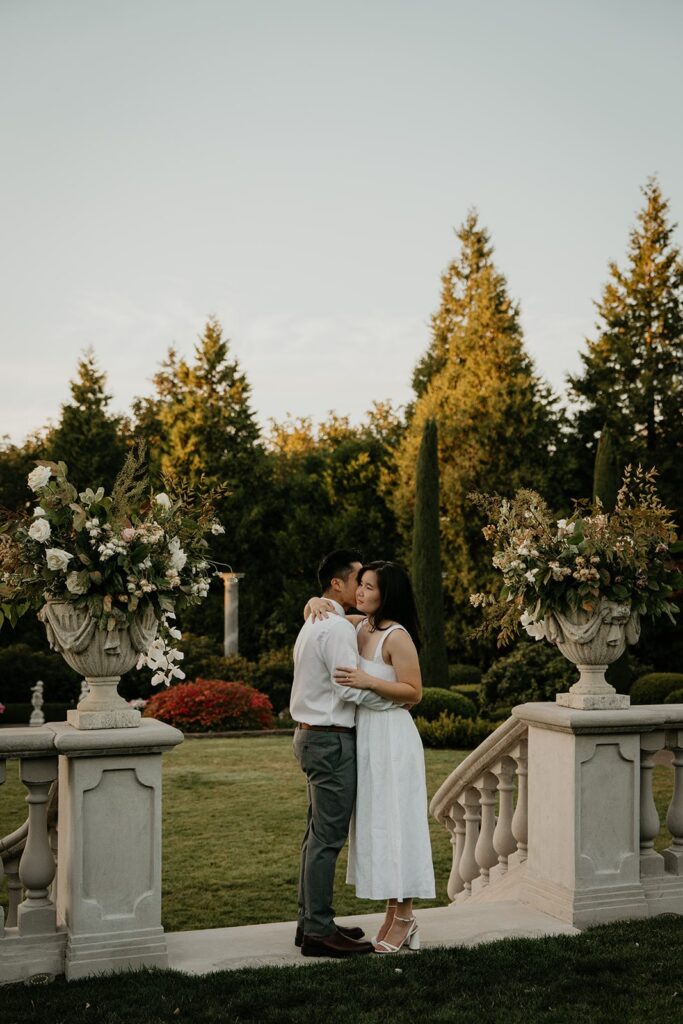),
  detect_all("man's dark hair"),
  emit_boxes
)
[317,549,363,593]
